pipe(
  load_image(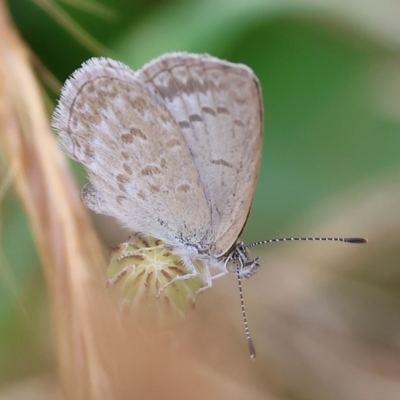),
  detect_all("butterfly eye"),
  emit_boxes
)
[225,256,240,273]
